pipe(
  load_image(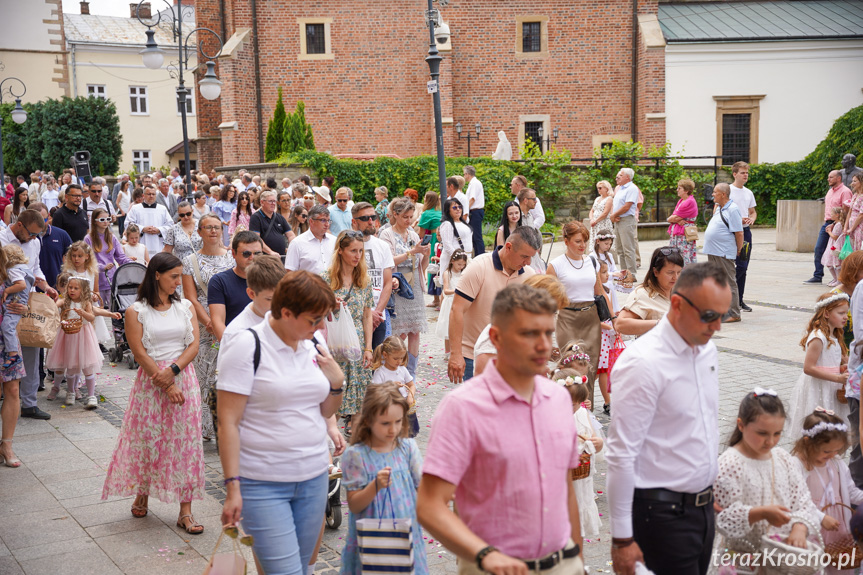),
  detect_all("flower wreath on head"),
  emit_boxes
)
[814,292,850,310]
[554,374,588,386]
[596,232,615,241]
[560,352,590,367]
